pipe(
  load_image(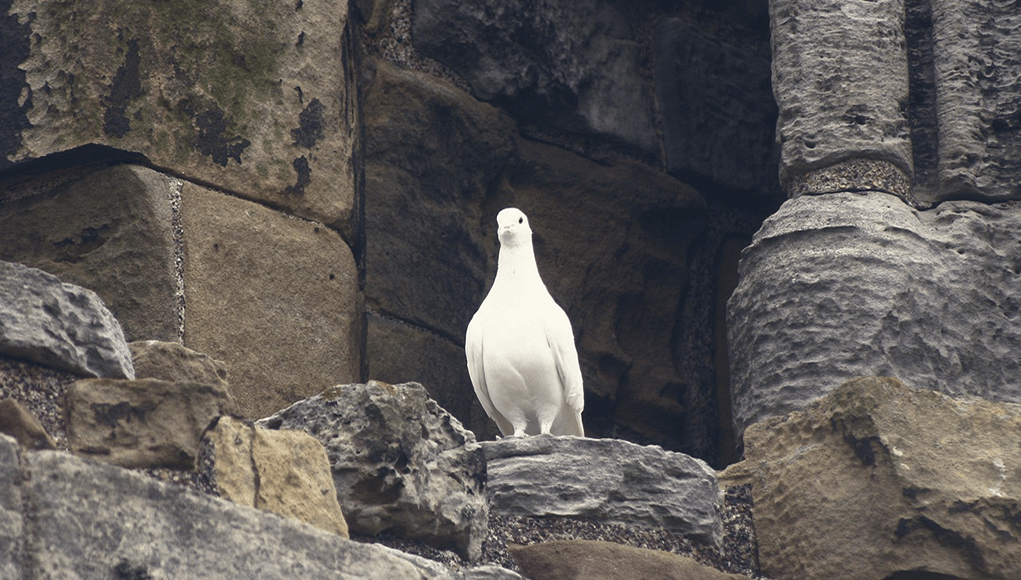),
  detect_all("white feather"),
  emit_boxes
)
[466,208,585,437]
